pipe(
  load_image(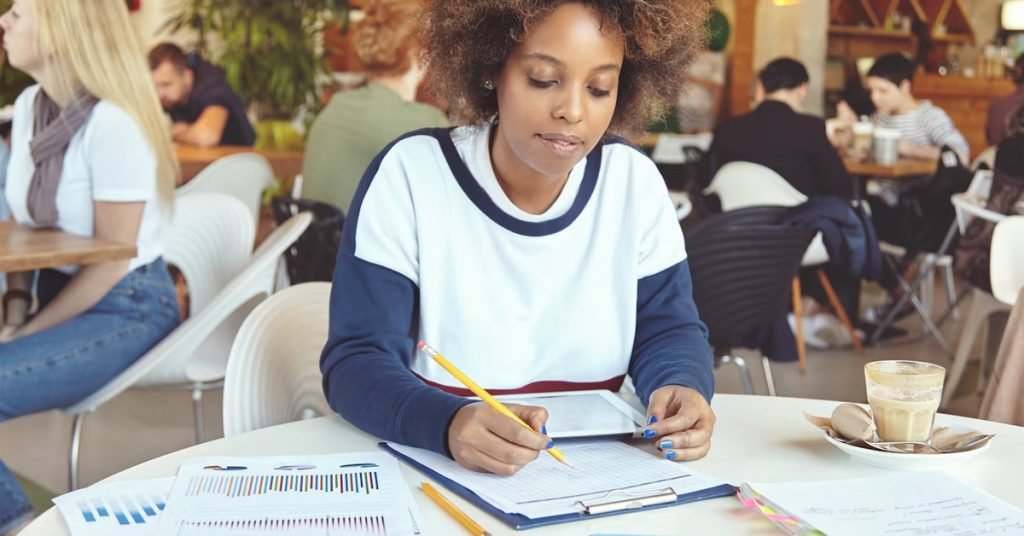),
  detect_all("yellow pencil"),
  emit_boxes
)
[421,482,492,536]
[417,340,573,467]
